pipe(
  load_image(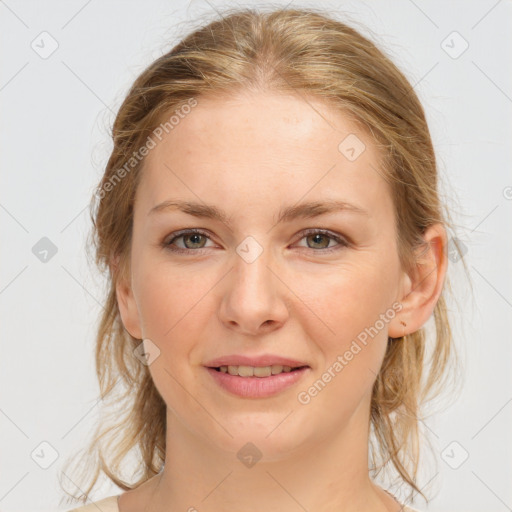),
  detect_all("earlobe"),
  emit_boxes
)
[388,224,448,339]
